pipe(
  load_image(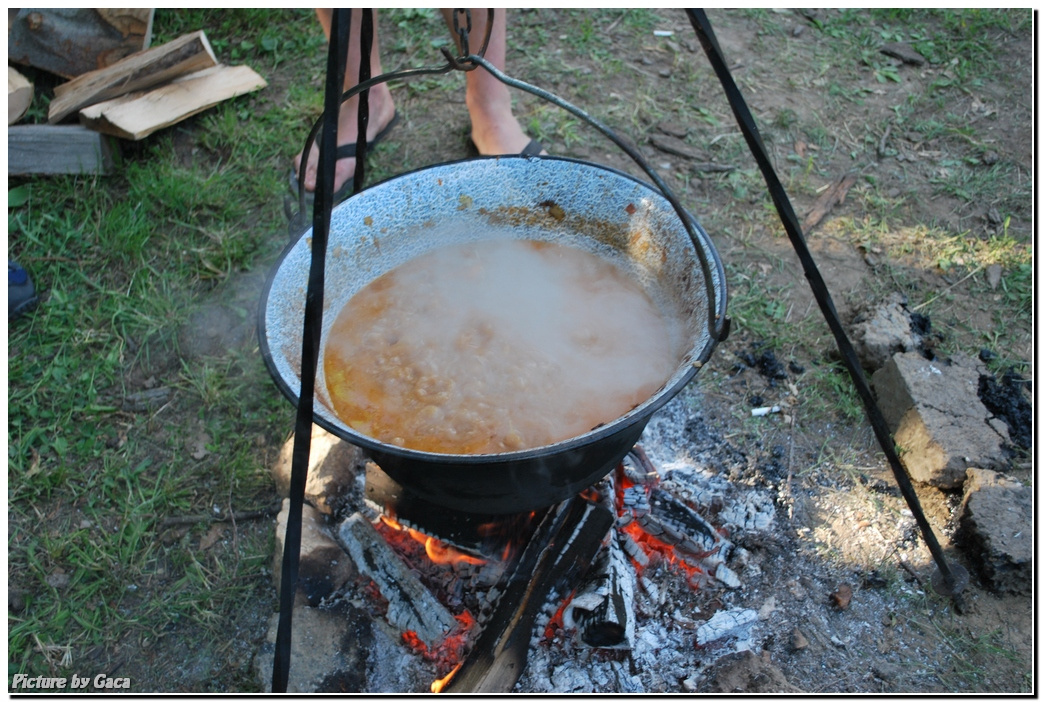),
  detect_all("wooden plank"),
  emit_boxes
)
[9,67,34,125]
[8,125,115,176]
[77,64,267,141]
[442,498,613,693]
[9,9,153,80]
[48,30,217,124]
